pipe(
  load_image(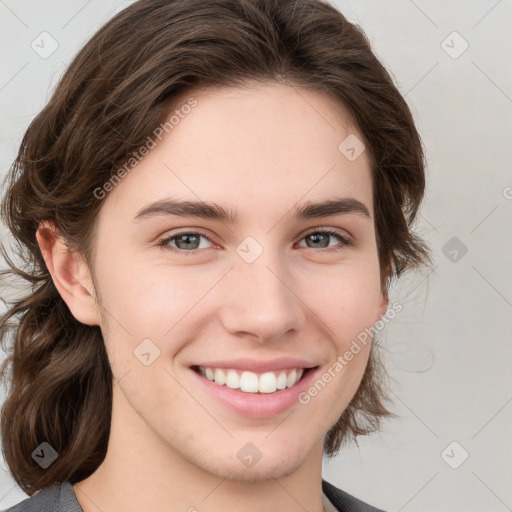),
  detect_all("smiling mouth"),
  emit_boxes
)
[191,365,317,394]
